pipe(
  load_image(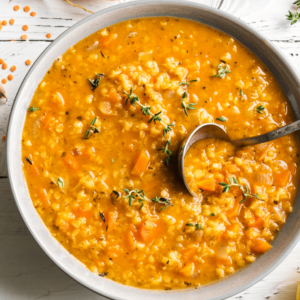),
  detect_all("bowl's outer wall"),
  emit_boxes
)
[7,1,300,300]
